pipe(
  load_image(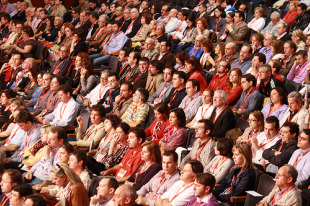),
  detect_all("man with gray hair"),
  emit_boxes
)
[164,8,179,34]
[7,57,36,91]
[141,37,159,61]
[222,42,238,67]
[209,90,235,139]
[87,15,109,47]
[257,64,284,97]
[258,165,301,205]
[261,11,284,36]
[280,91,308,132]
[259,34,276,63]
[276,22,291,42]
[113,183,136,206]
